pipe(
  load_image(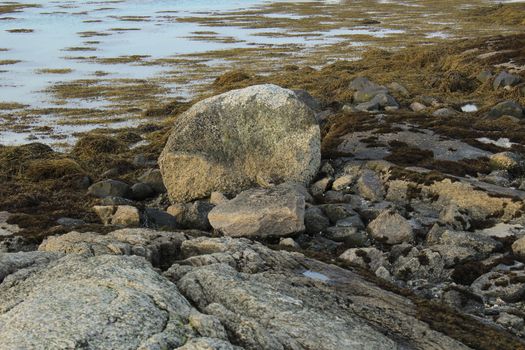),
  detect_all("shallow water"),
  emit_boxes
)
[0,0,520,147]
